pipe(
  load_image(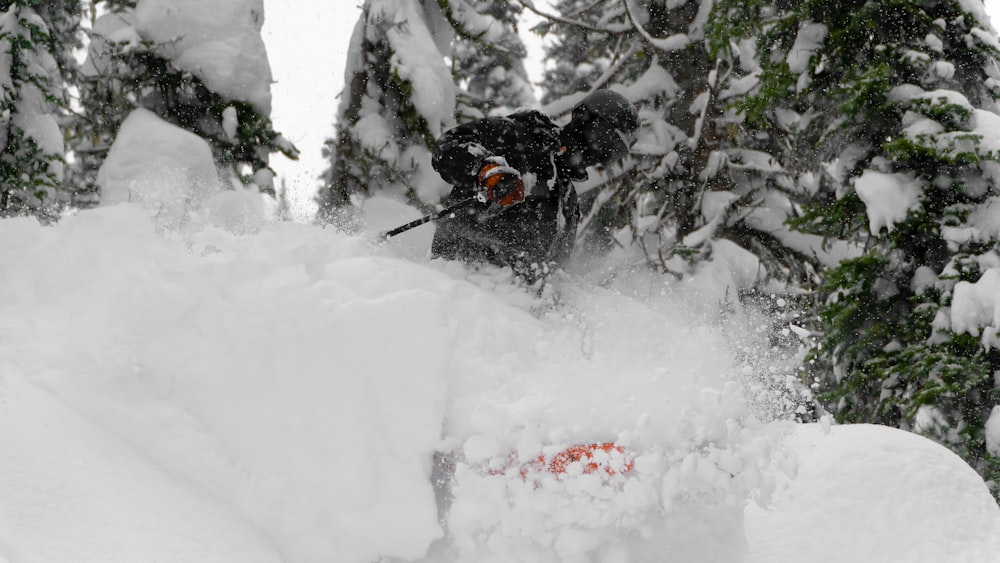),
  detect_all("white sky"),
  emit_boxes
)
[261,1,359,218]
[262,1,1000,220]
